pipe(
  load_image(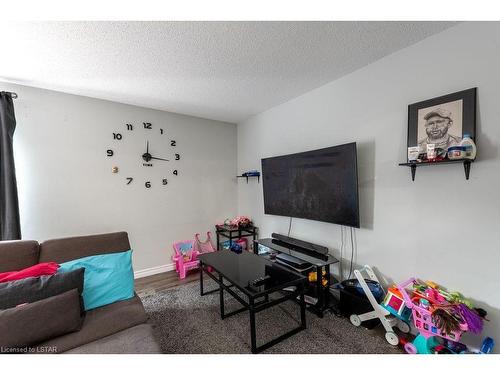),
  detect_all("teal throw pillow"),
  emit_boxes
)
[59,250,134,311]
